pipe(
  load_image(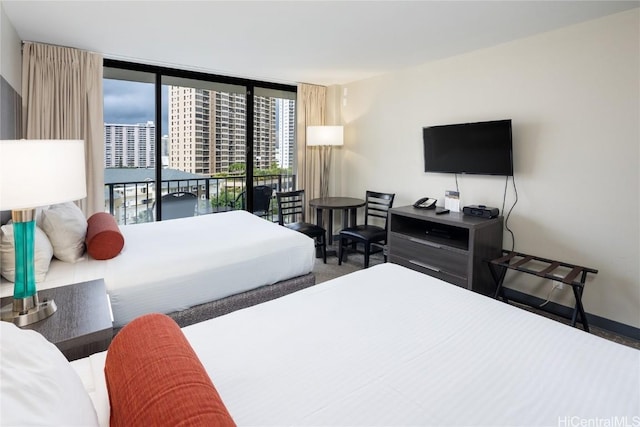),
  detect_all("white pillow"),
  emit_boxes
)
[0,322,99,426]
[41,202,87,262]
[0,222,54,283]
[35,205,50,228]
